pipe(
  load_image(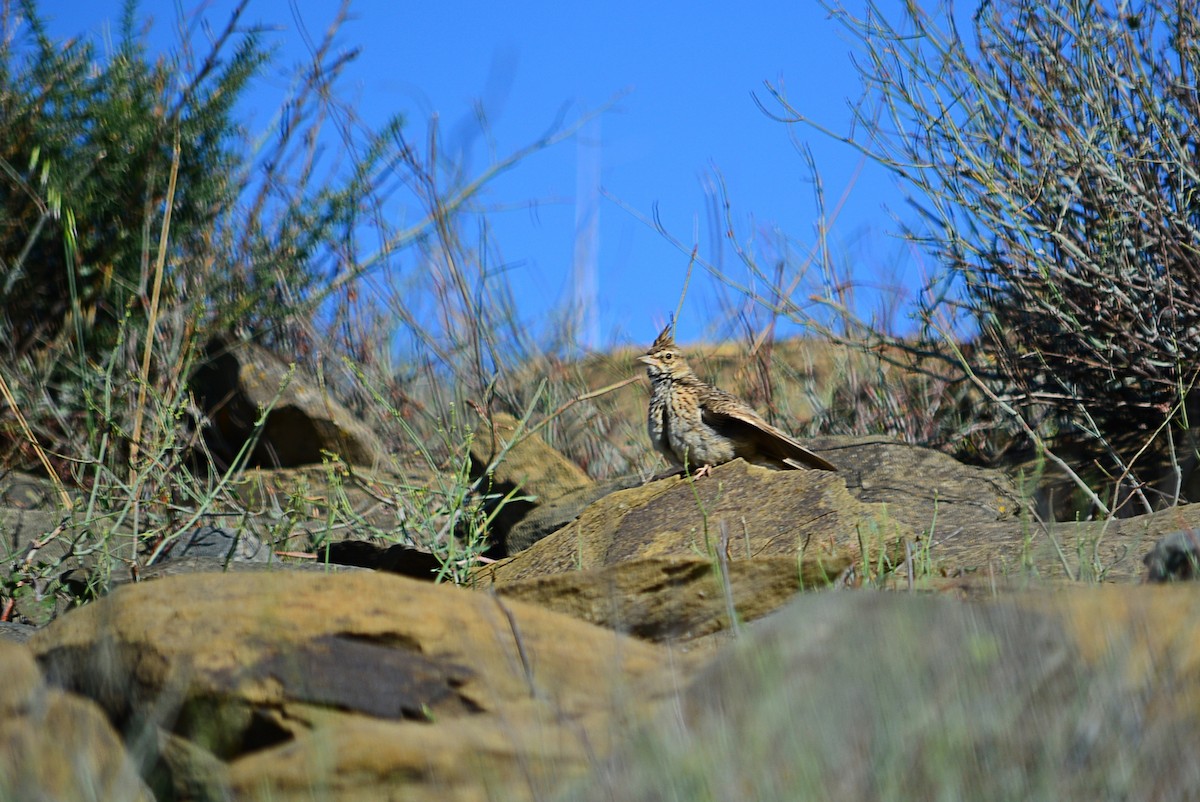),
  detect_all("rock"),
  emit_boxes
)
[0,622,38,643]
[470,412,594,553]
[764,436,1200,589]
[190,334,383,469]
[913,501,1200,585]
[476,432,1200,643]
[0,471,75,509]
[30,571,677,801]
[808,434,1026,531]
[471,412,592,498]
[478,459,912,602]
[1143,529,1200,581]
[151,728,233,802]
[563,587,1200,800]
[0,507,136,624]
[494,555,810,642]
[0,640,152,801]
[0,639,43,711]
[150,524,270,565]
[506,474,641,553]
[228,463,451,553]
[226,709,584,802]
[1,508,71,562]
